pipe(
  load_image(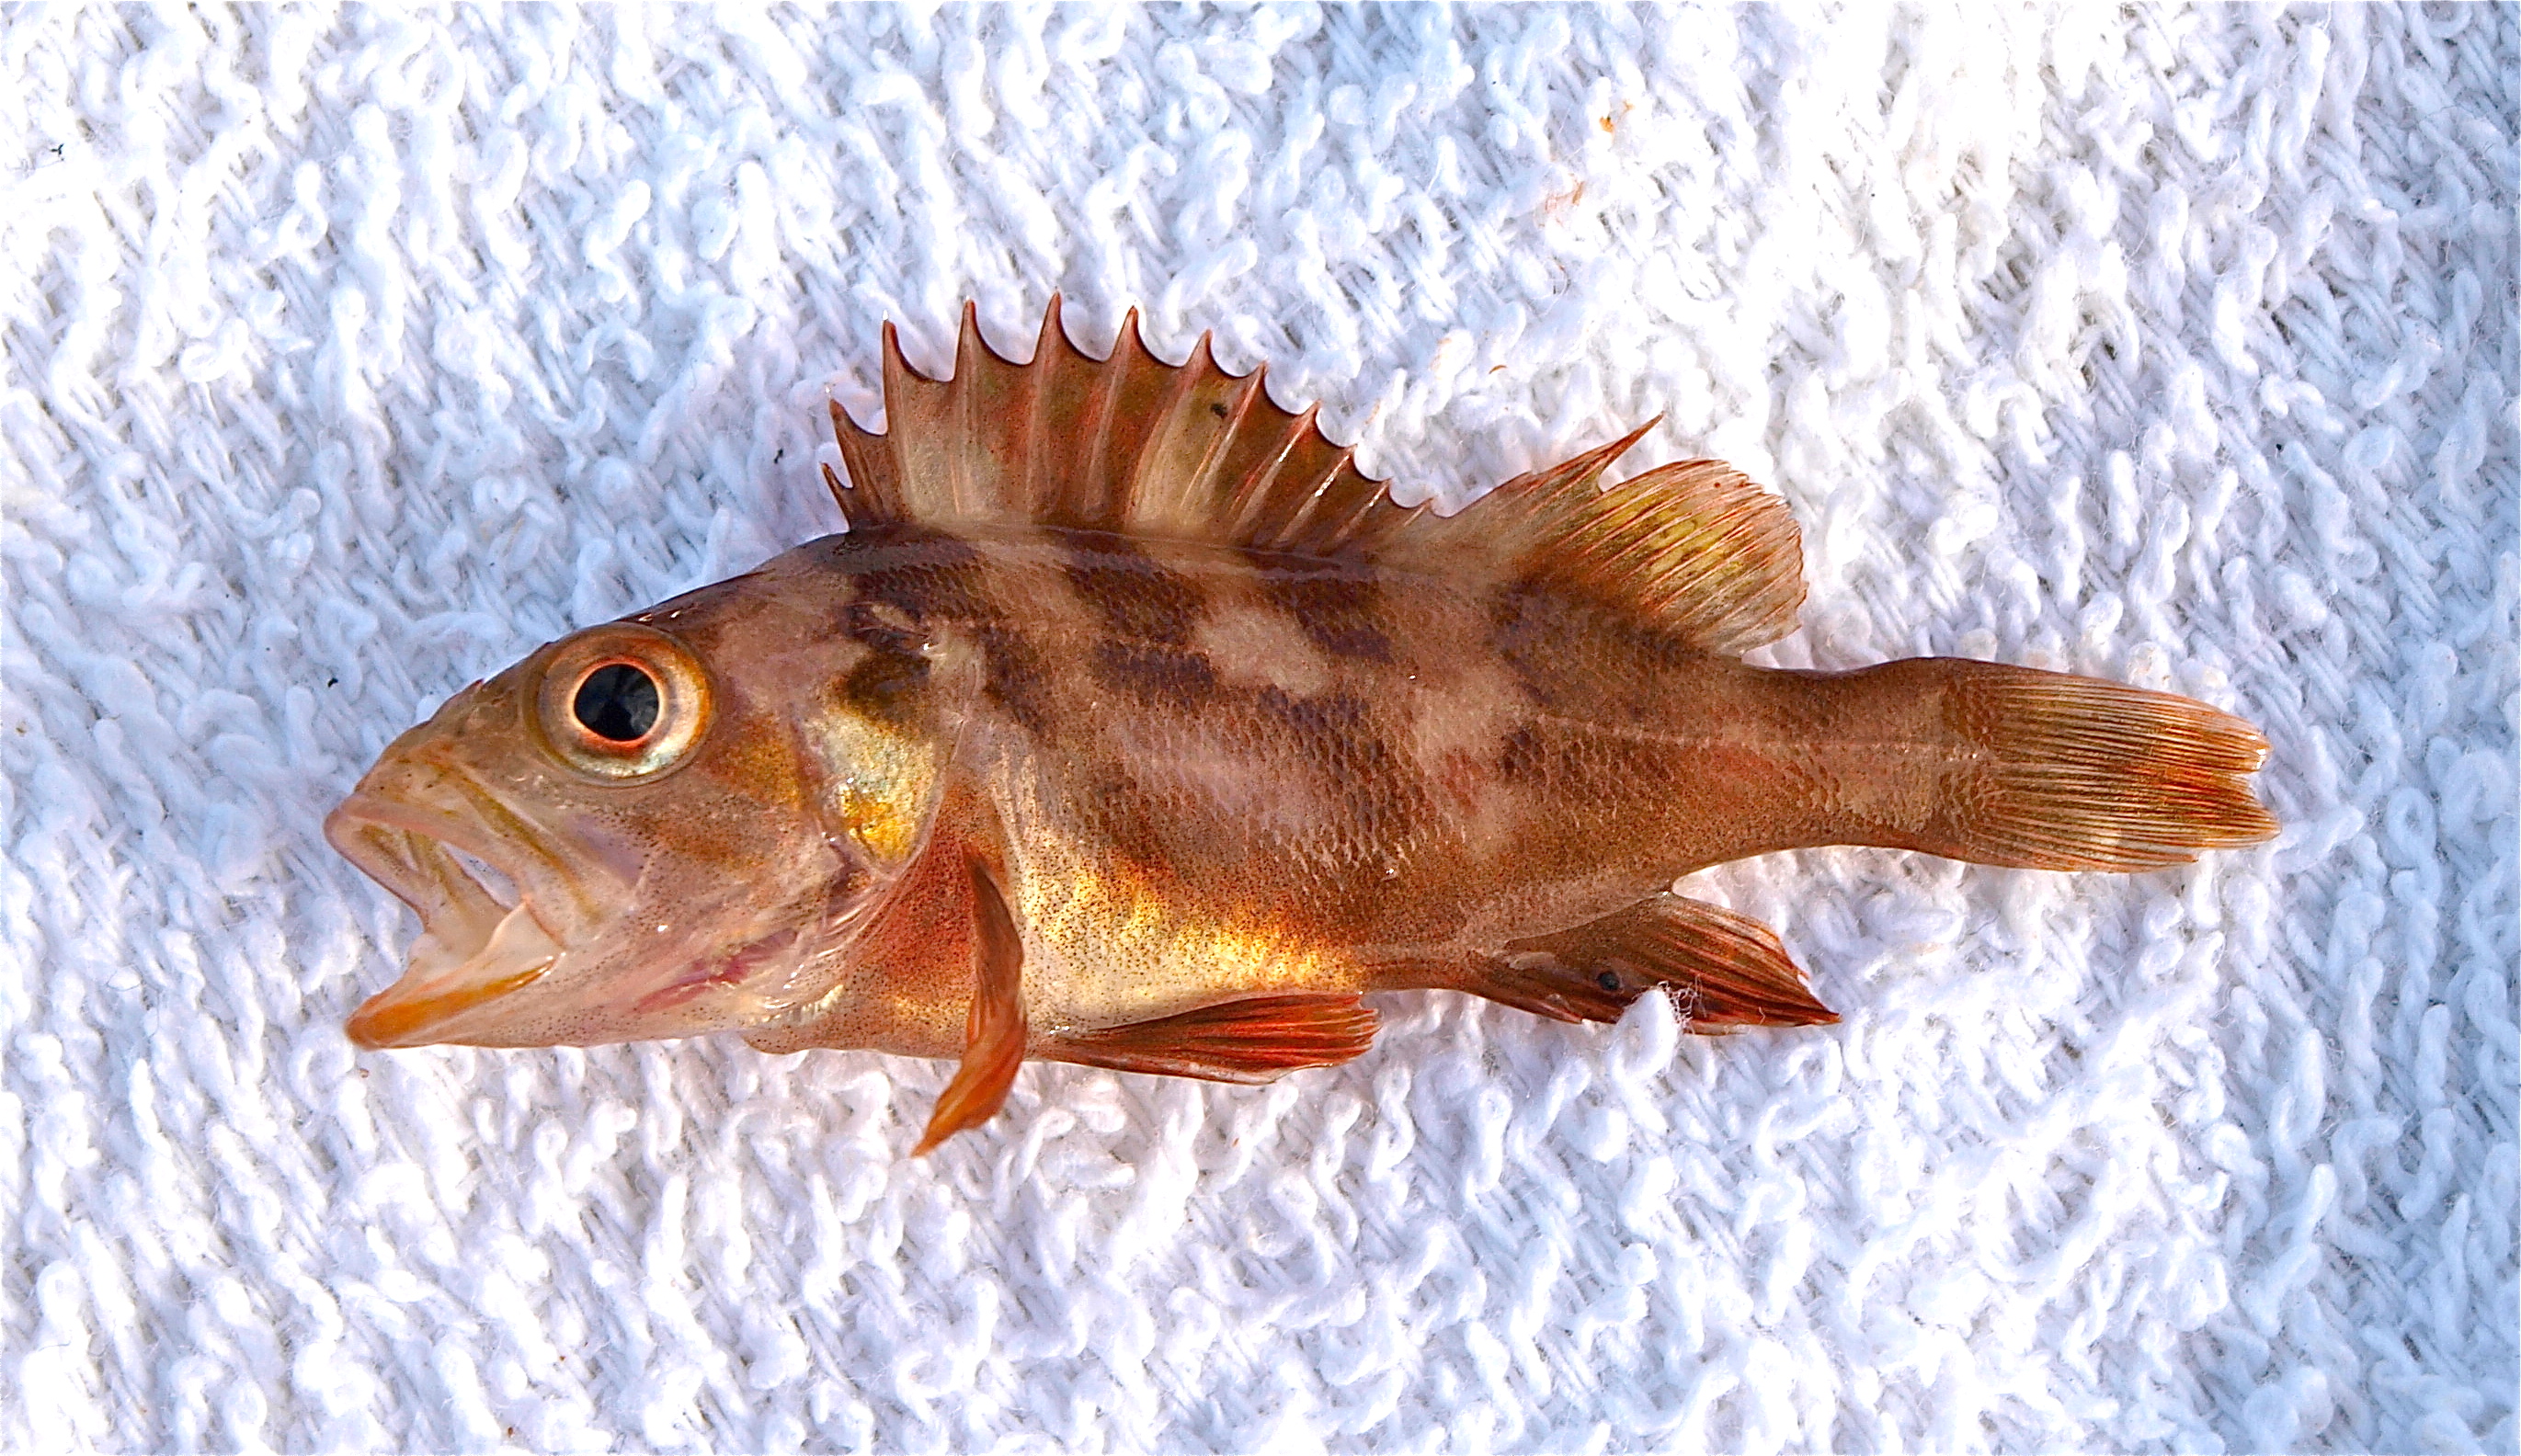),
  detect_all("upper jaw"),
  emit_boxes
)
[326,771,599,1049]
